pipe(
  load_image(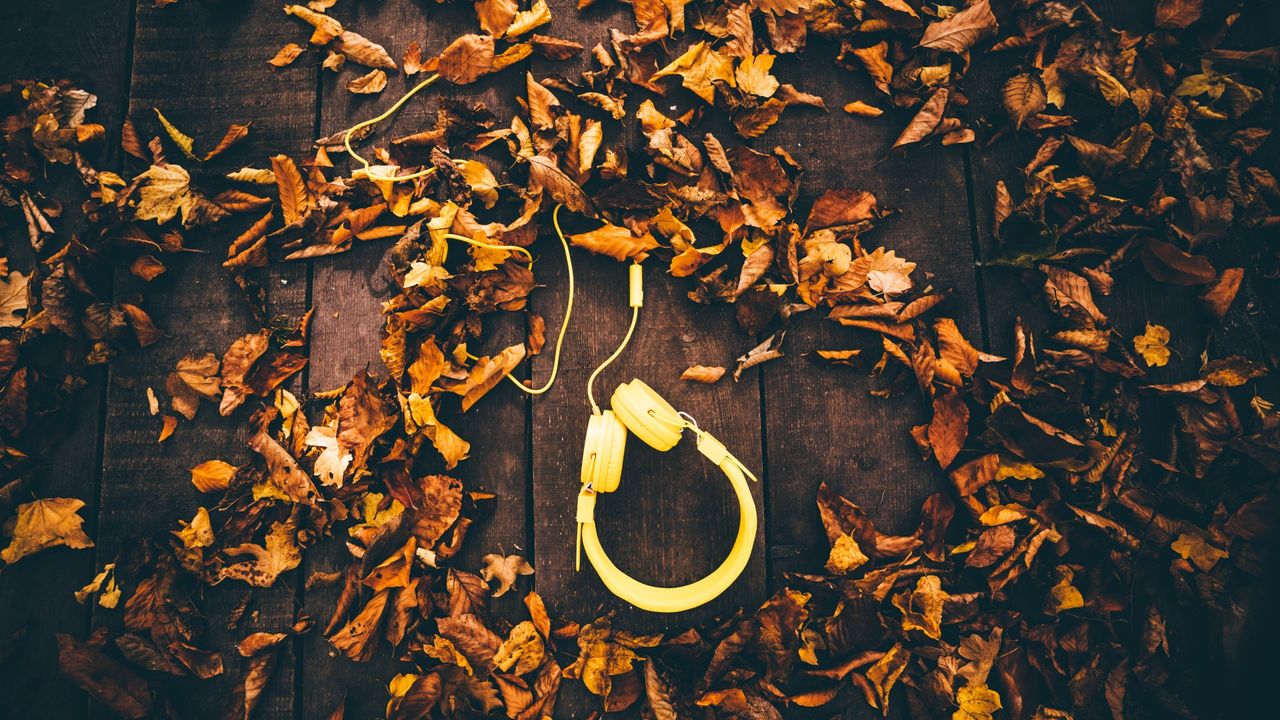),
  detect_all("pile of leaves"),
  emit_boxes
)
[3,0,1279,718]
